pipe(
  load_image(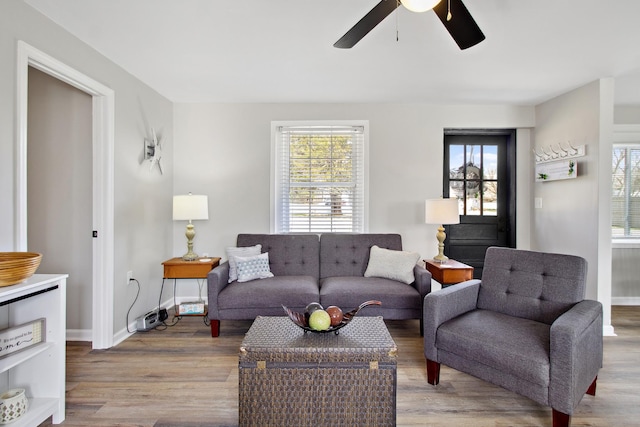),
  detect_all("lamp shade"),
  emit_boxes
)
[424,198,460,225]
[173,194,209,221]
[400,0,442,13]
